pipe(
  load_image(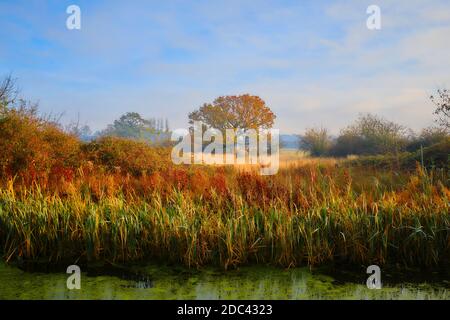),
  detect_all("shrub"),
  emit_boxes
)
[406,126,449,152]
[81,136,171,176]
[345,138,450,171]
[0,104,80,182]
[298,127,332,157]
[330,114,409,157]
